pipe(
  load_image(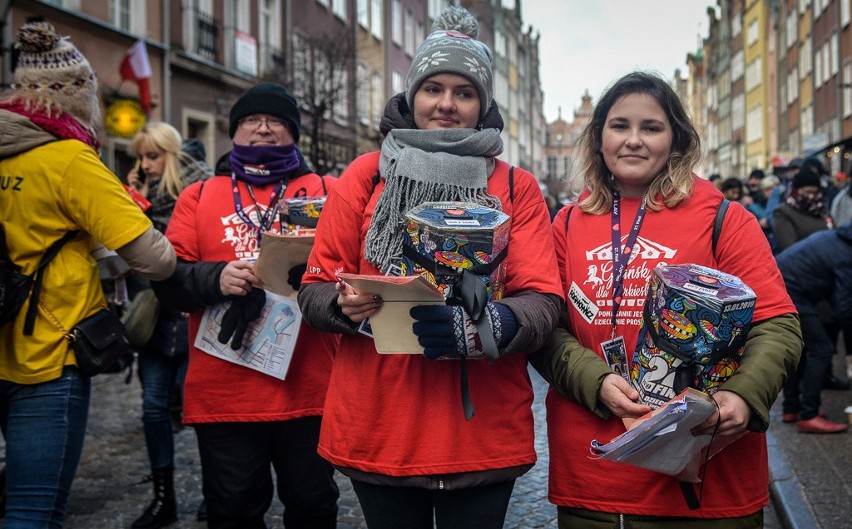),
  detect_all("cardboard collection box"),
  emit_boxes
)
[400,202,510,301]
[630,264,756,408]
